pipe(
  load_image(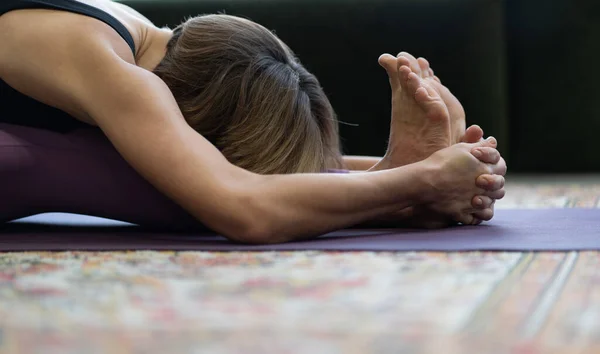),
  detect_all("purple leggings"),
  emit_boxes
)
[1,124,199,228]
